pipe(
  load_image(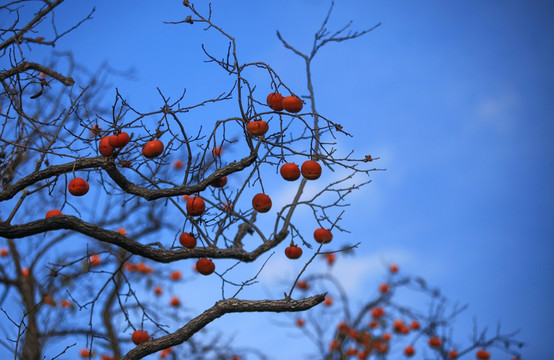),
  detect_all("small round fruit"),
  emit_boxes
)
[170,270,182,280]
[285,244,302,259]
[108,132,130,148]
[252,193,272,213]
[295,318,305,327]
[196,258,215,275]
[179,232,197,249]
[301,160,322,180]
[99,136,114,156]
[379,283,390,293]
[266,92,284,111]
[404,346,415,357]
[325,253,336,265]
[170,296,180,307]
[210,176,227,188]
[410,320,420,330]
[80,349,90,358]
[428,337,441,348]
[89,254,101,267]
[449,350,459,359]
[131,330,149,345]
[45,209,62,218]
[371,307,385,318]
[475,349,491,360]
[280,163,301,181]
[282,96,303,113]
[68,178,89,196]
[297,280,309,290]
[389,264,399,273]
[186,196,206,216]
[246,120,269,136]
[314,228,333,243]
[142,139,164,158]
